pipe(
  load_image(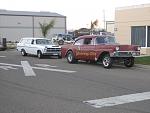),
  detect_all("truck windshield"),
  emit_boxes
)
[36,39,52,45]
[96,36,116,44]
